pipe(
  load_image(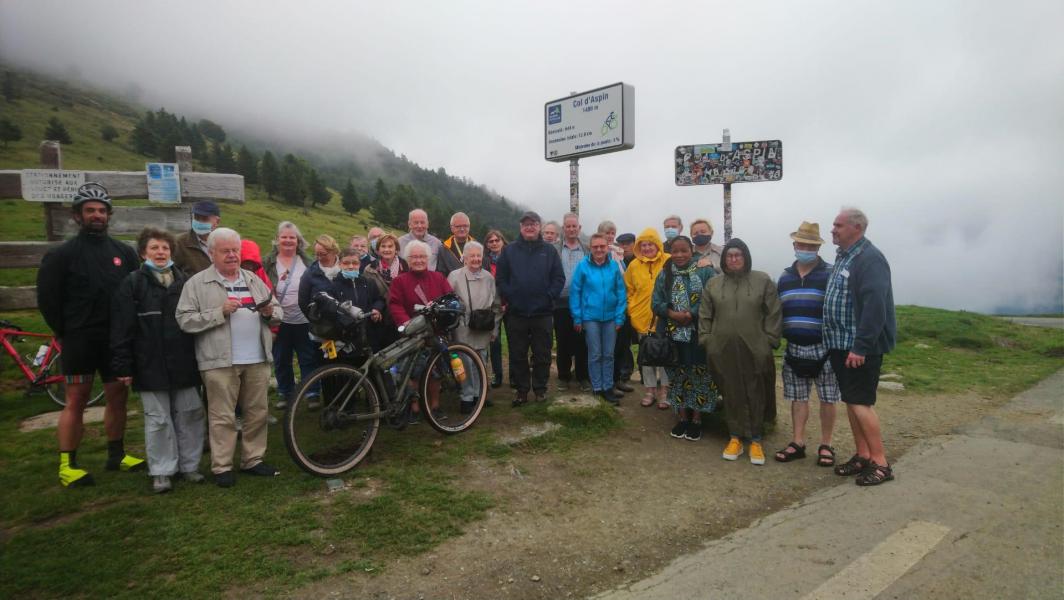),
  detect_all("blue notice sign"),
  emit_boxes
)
[146,162,181,203]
